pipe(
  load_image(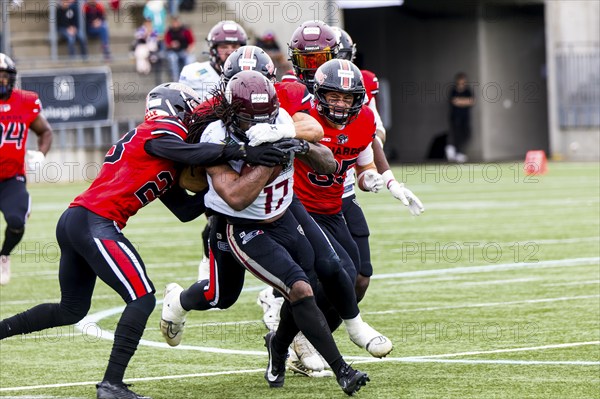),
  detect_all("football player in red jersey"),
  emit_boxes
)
[332,27,424,304]
[0,53,53,286]
[0,82,286,399]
